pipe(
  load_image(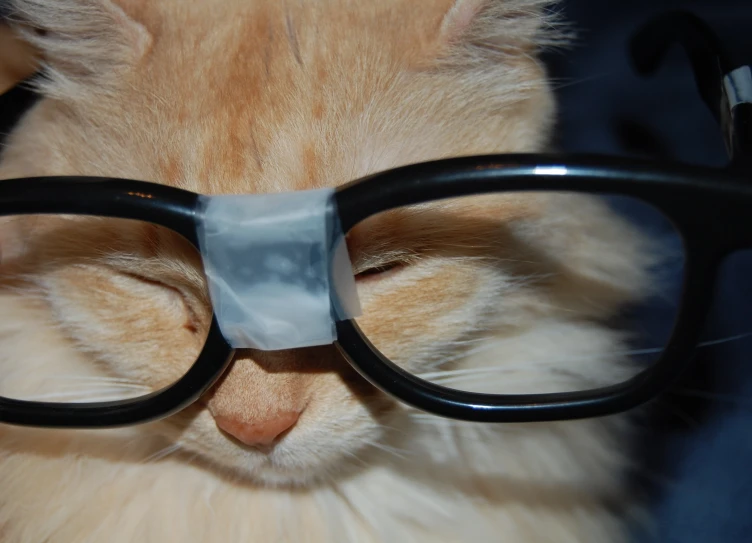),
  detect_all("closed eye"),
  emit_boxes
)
[118,270,201,334]
[354,261,405,281]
